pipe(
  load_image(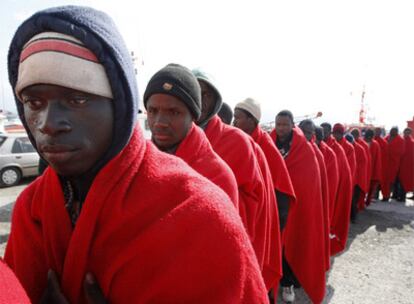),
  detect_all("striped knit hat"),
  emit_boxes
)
[15,32,113,100]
